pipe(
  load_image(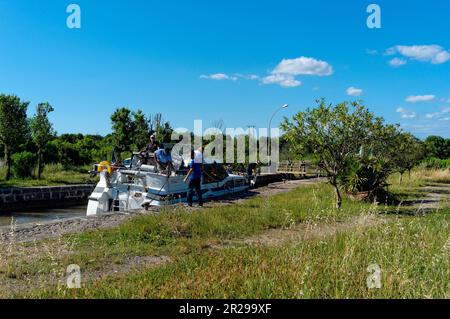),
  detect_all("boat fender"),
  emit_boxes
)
[97,161,112,175]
